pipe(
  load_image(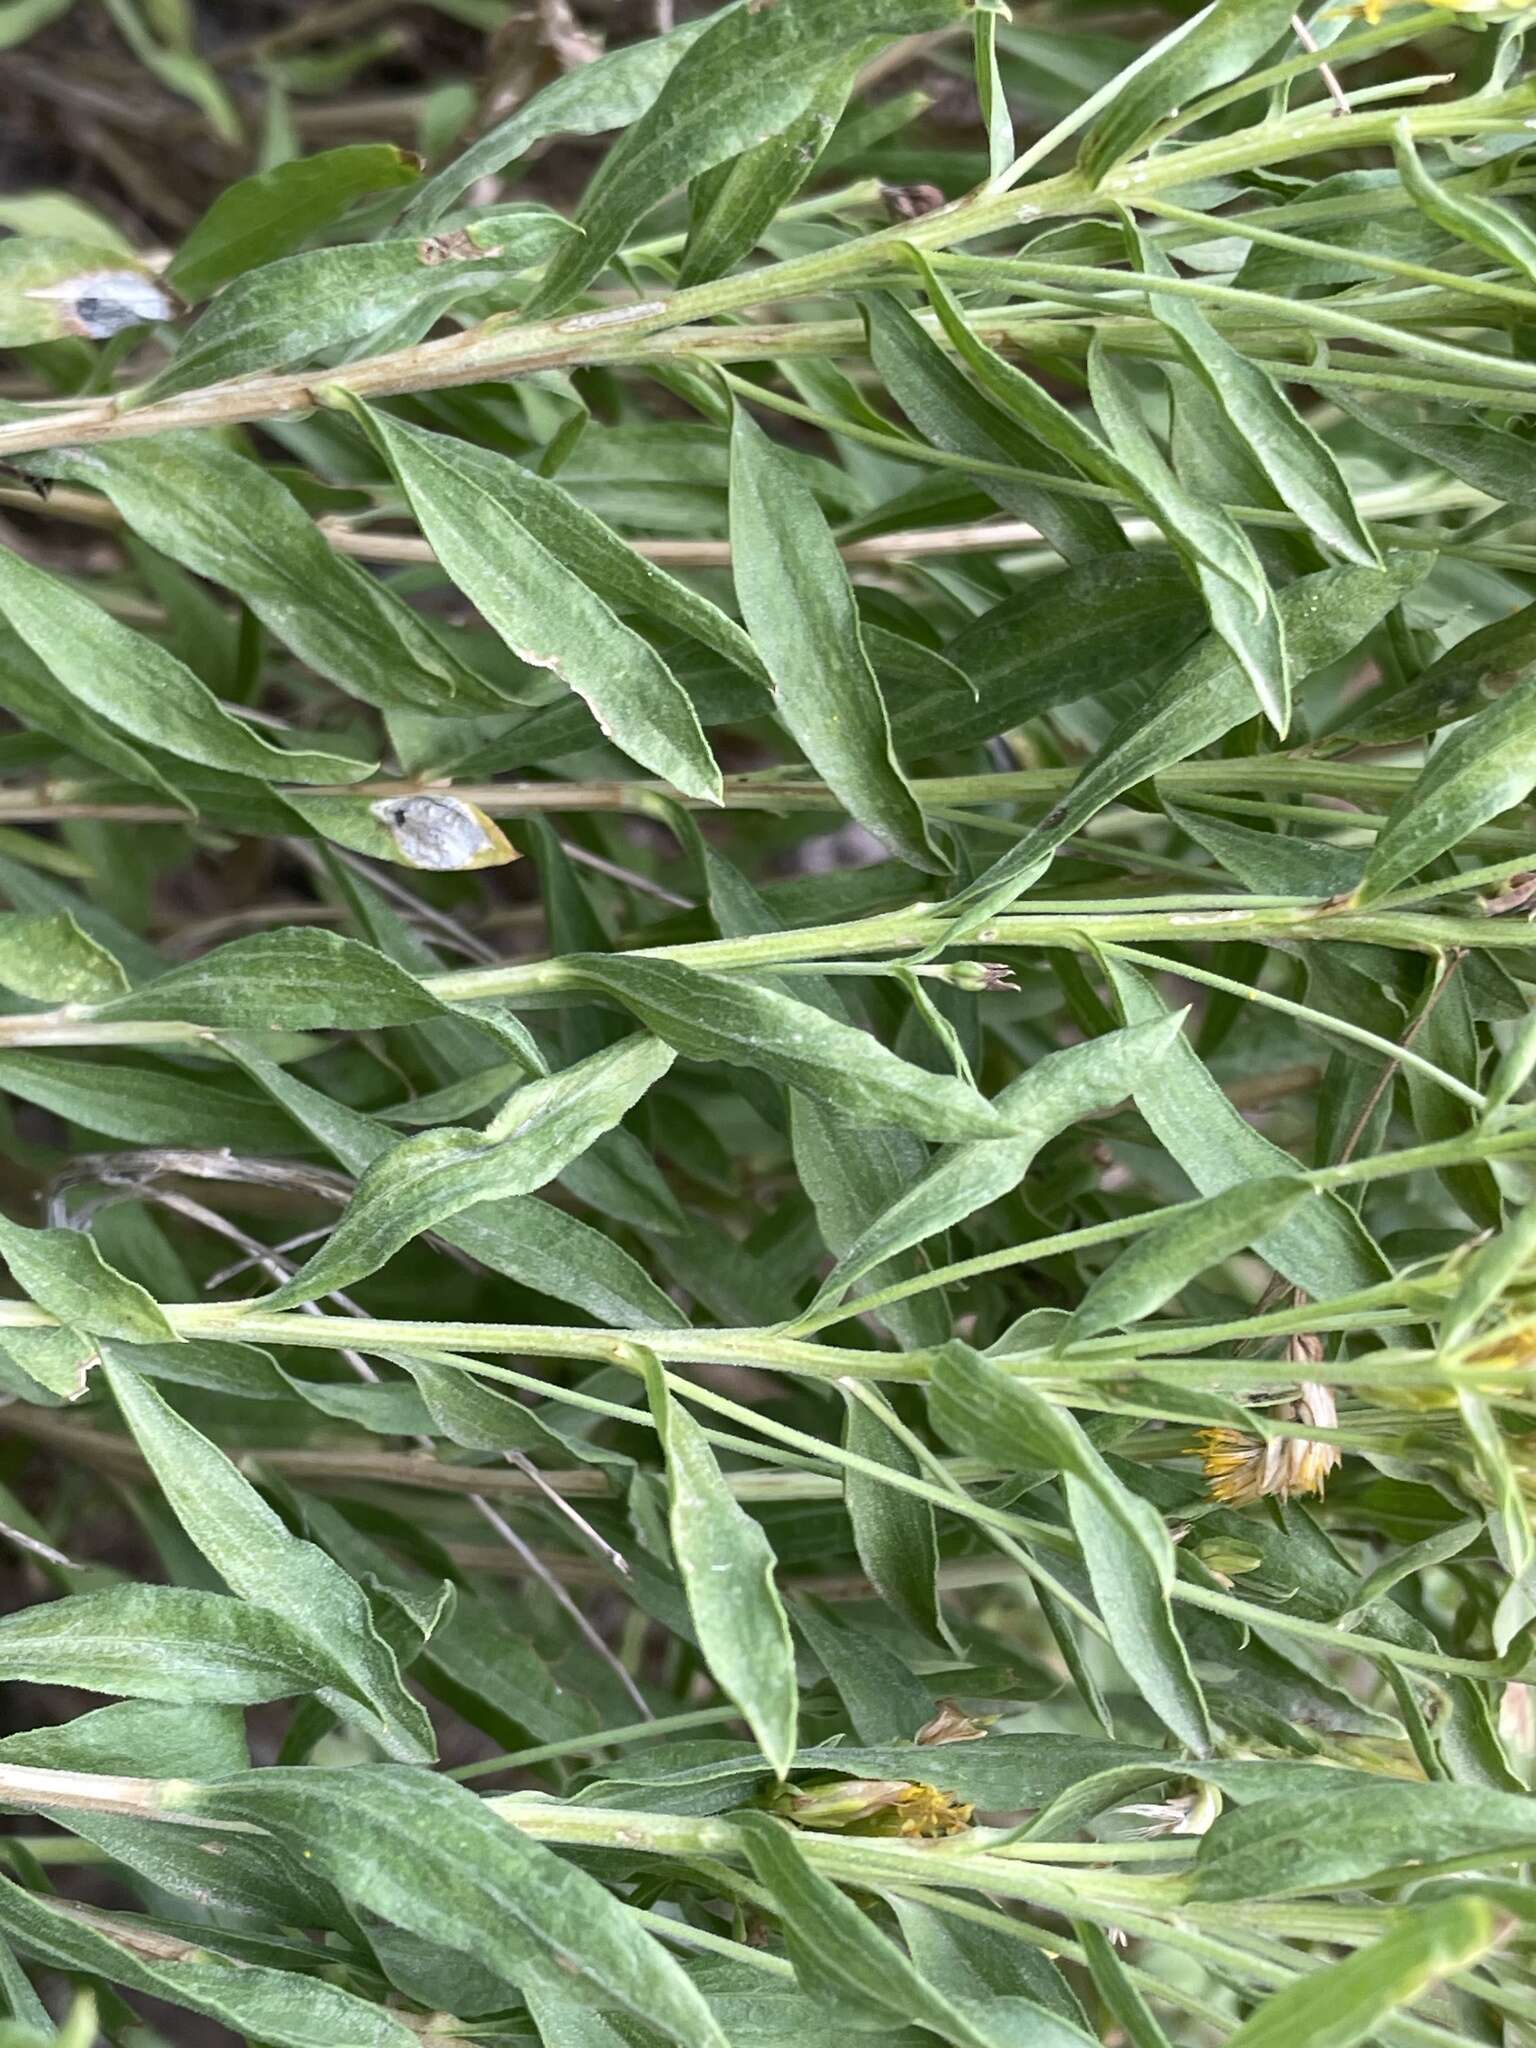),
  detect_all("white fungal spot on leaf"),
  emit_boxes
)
[25,270,178,337]
[370,793,517,871]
